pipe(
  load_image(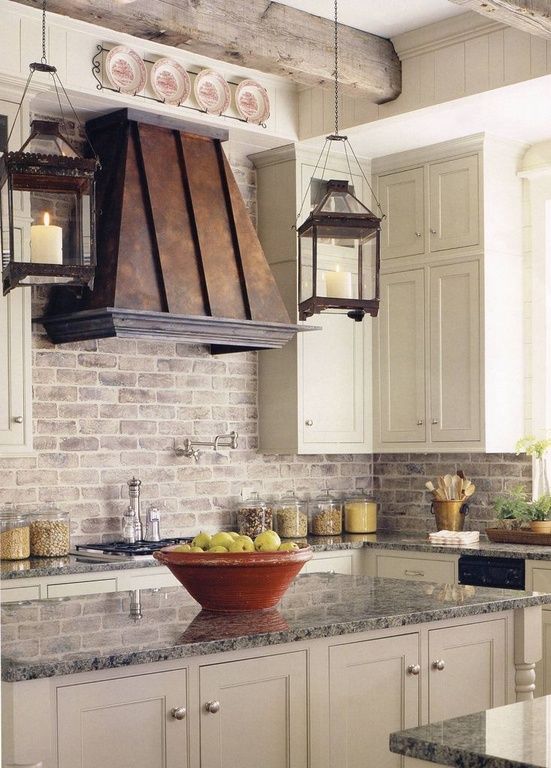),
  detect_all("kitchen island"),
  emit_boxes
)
[390,694,551,768]
[2,572,550,768]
